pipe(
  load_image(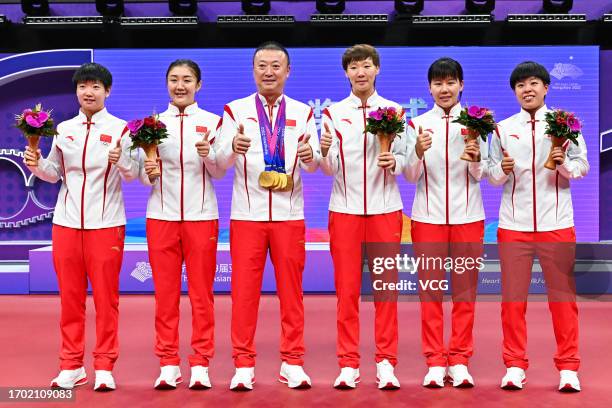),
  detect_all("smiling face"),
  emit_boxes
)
[76,80,110,117]
[429,76,464,111]
[253,49,290,99]
[345,57,379,97]
[167,65,201,109]
[513,76,548,114]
